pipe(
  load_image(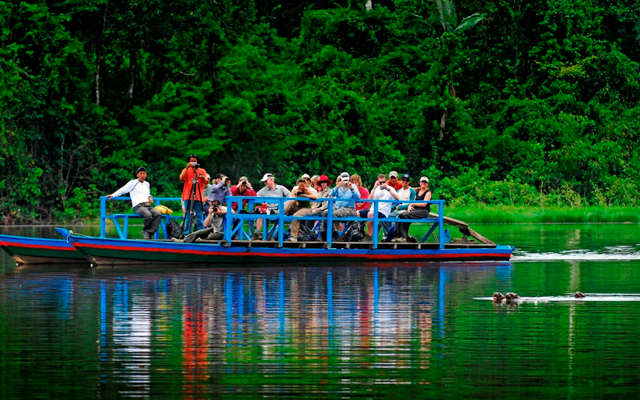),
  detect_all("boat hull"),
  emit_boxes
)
[64,232,513,266]
[0,234,87,264]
